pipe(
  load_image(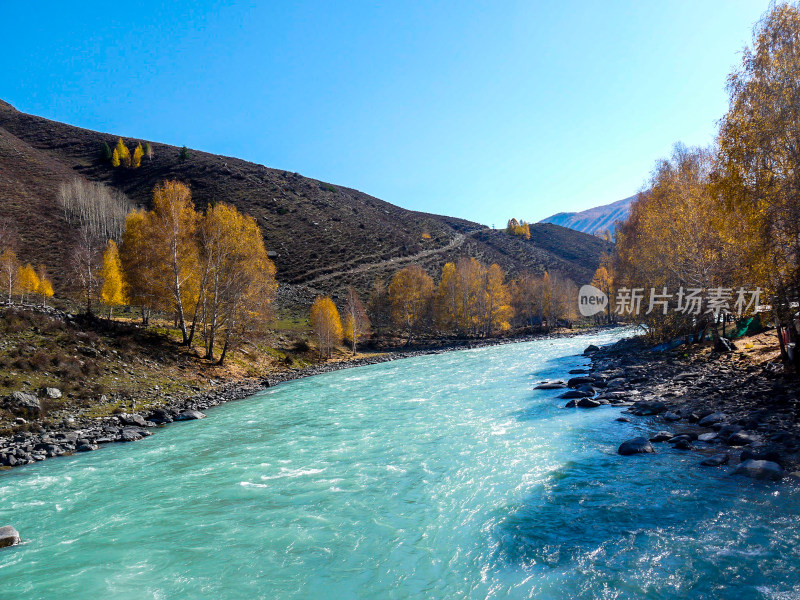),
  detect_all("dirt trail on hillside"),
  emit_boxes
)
[297,232,474,285]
